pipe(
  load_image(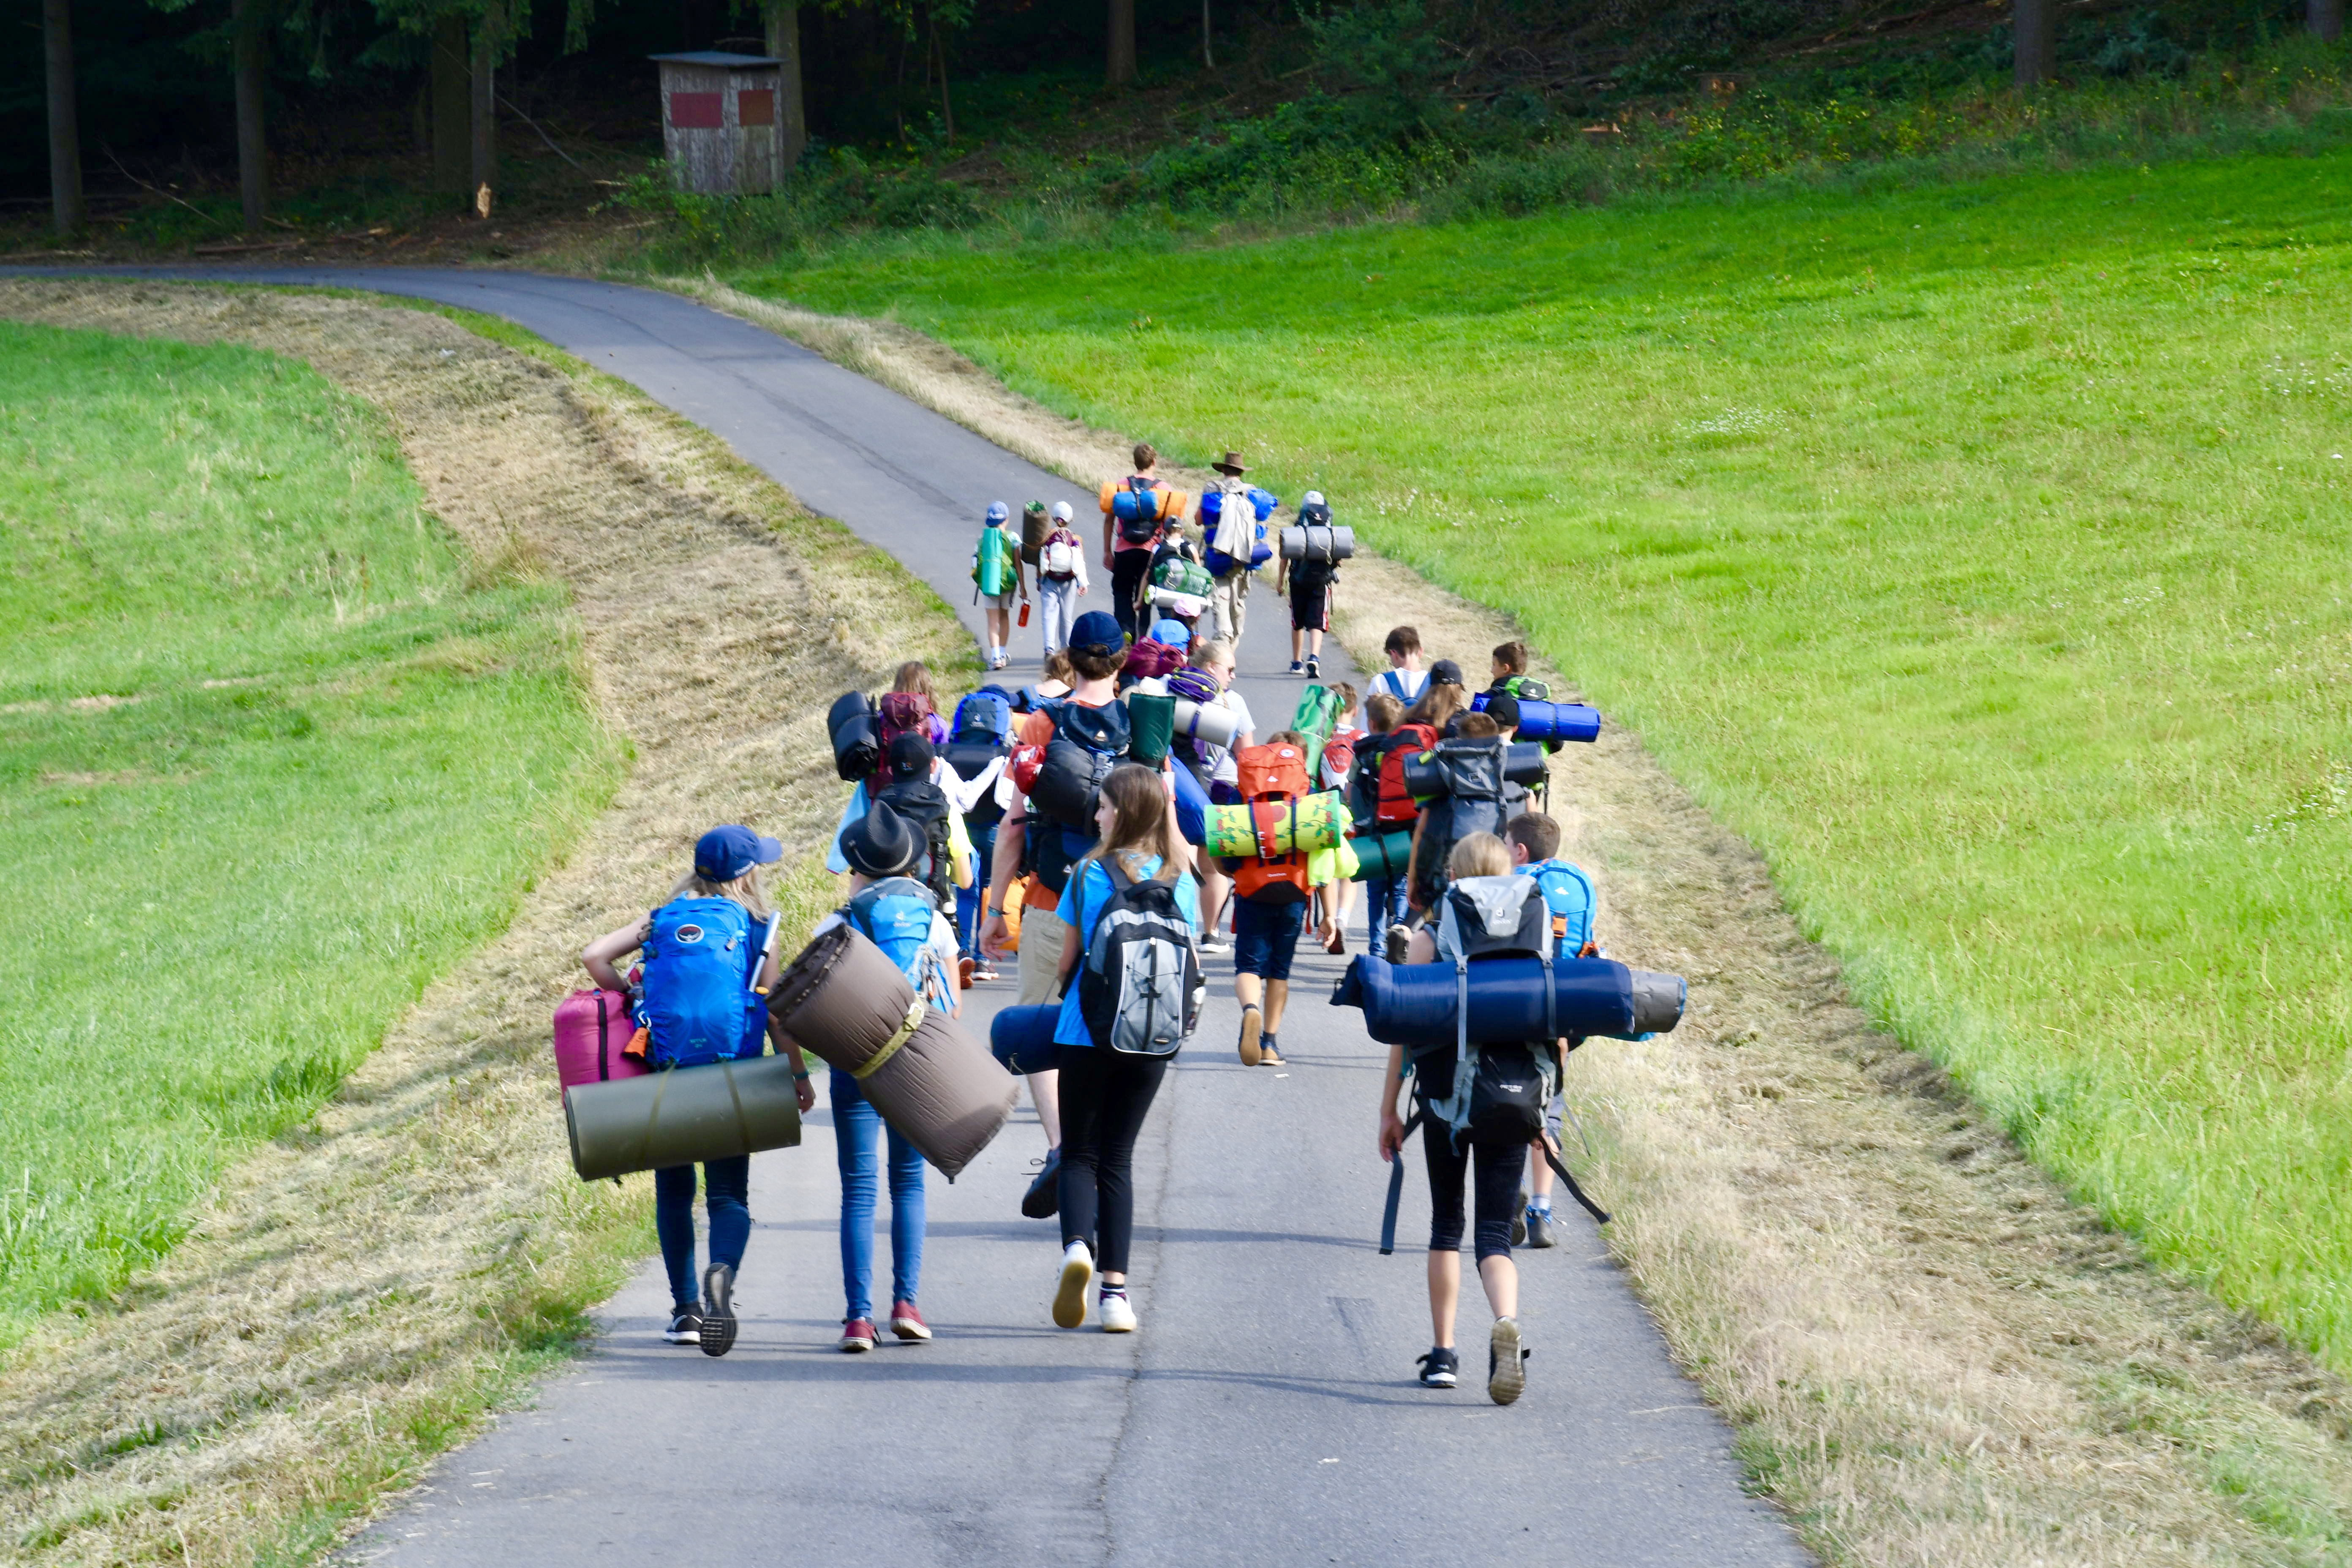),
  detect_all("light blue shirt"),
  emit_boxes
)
[1052,853,1201,1048]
